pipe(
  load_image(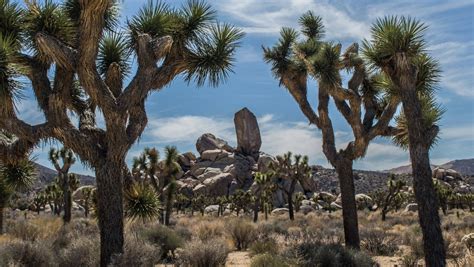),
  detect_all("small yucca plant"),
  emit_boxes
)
[125,182,161,223]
